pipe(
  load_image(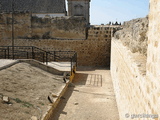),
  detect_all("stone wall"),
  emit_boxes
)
[111,38,160,120]
[31,16,87,39]
[114,17,148,56]
[0,12,31,40]
[0,12,115,66]
[0,12,87,40]
[111,0,160,119]
[111,39,153,120]
[146,0,160,117]
[0,24,114,66]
